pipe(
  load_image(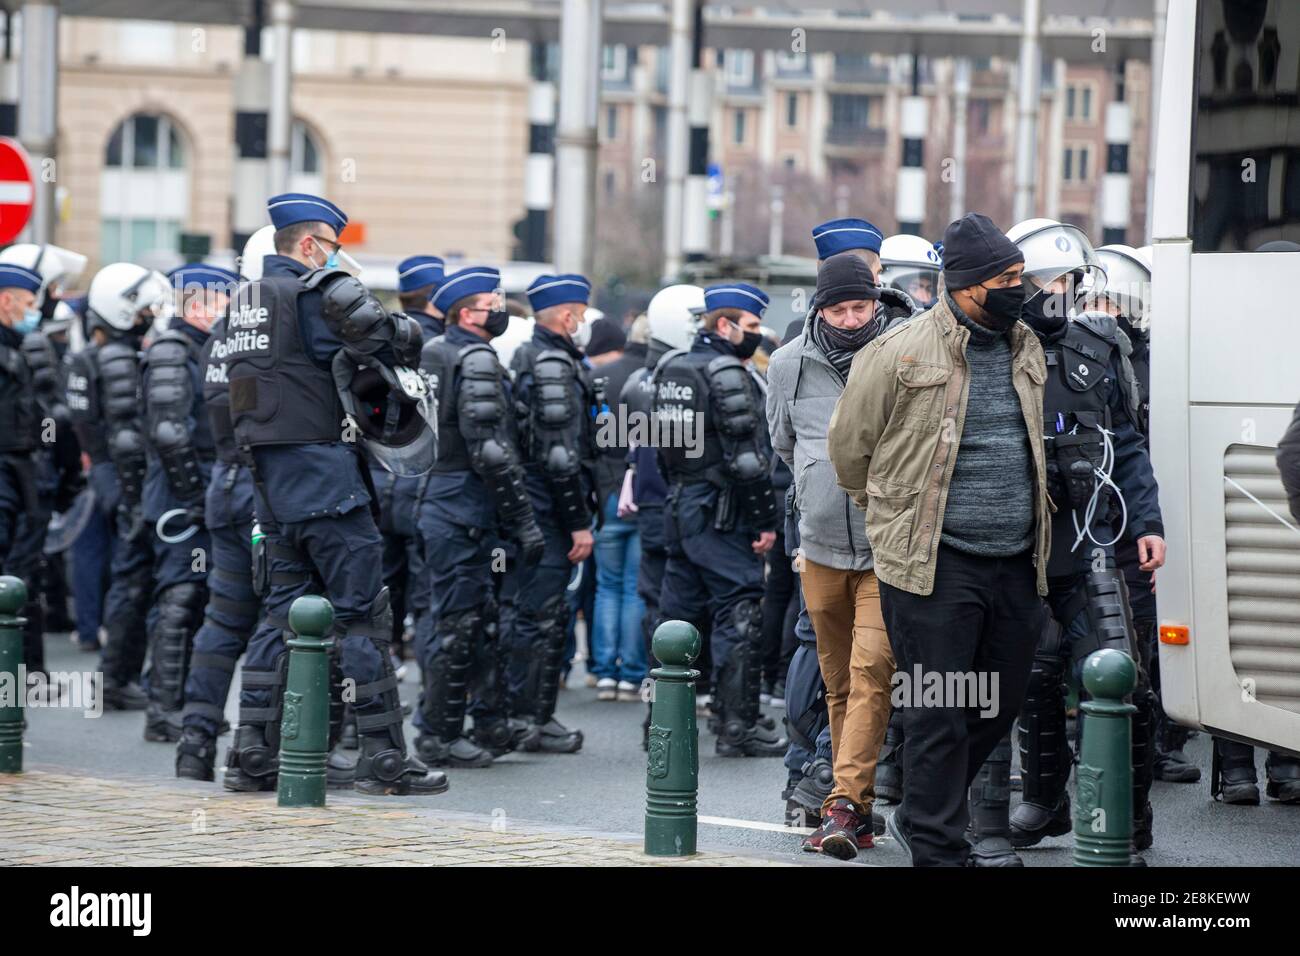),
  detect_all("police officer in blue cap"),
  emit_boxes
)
[136,265,238,742]
[416,267,545,765]
[0,263,64,676]
[500,273,603,754]
[653,282,786,756]
[219,192,445,795]
[368,255,447,668]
